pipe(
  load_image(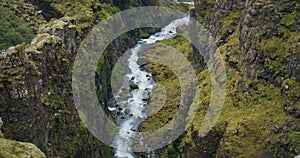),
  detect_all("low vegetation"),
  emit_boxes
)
[0,6,34,49]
